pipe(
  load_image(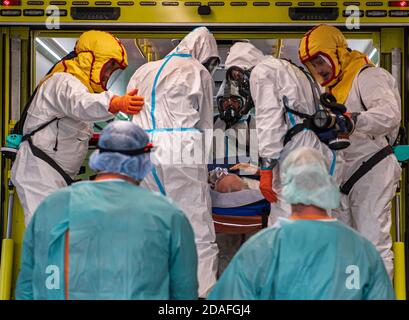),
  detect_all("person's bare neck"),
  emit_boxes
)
[290,204,331,220]
[95,172,140,186]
